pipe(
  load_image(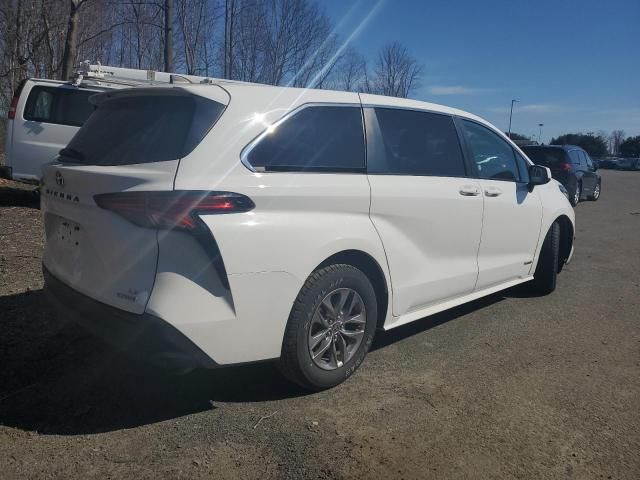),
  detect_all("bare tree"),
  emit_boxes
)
[223,0,237,78]
[230,0,266,82]
[333,47,367,92]
[164,0,173,71]
[175,0,213,74]
[0,0,411,115]
[370,41,423,98]
[61,0,90,80]
[610,130,626,156]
